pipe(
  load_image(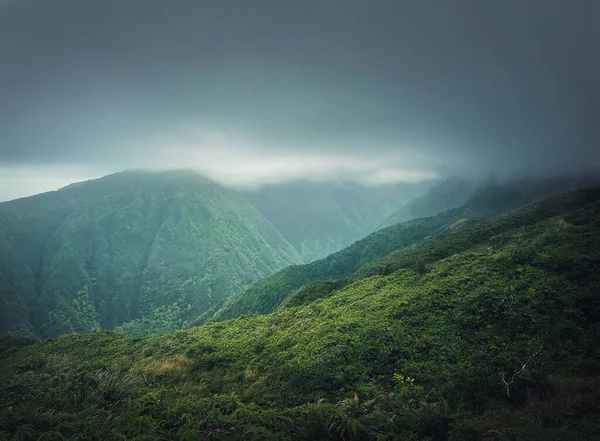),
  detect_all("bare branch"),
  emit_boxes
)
[500,346,543,397]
